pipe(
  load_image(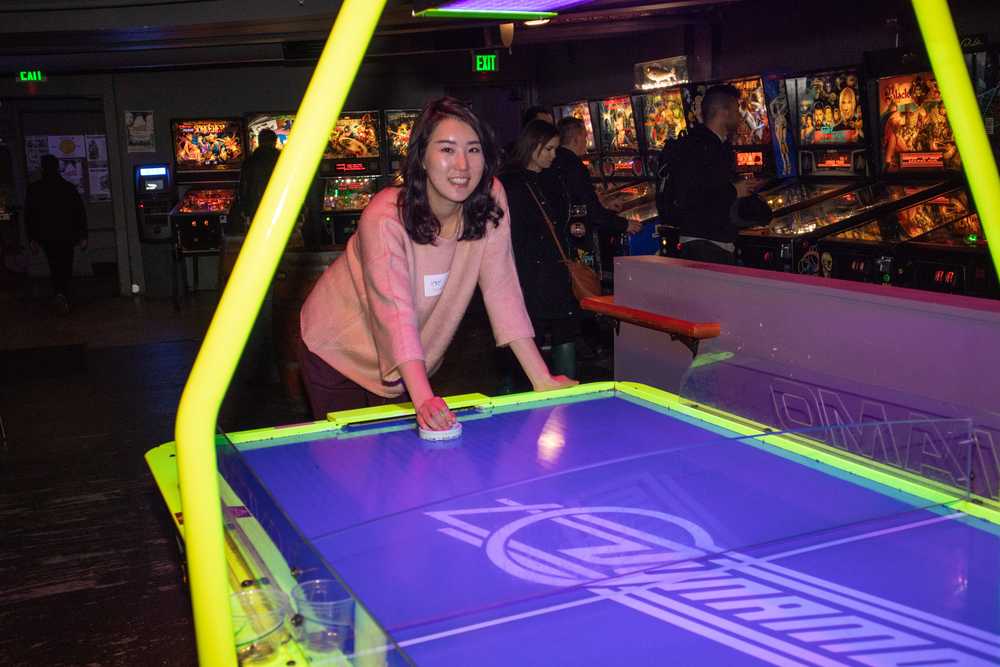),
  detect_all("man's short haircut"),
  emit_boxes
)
[557,116,586,145]
[702,84,740,122]
[522,105,552,127]
[258,128,277,147]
